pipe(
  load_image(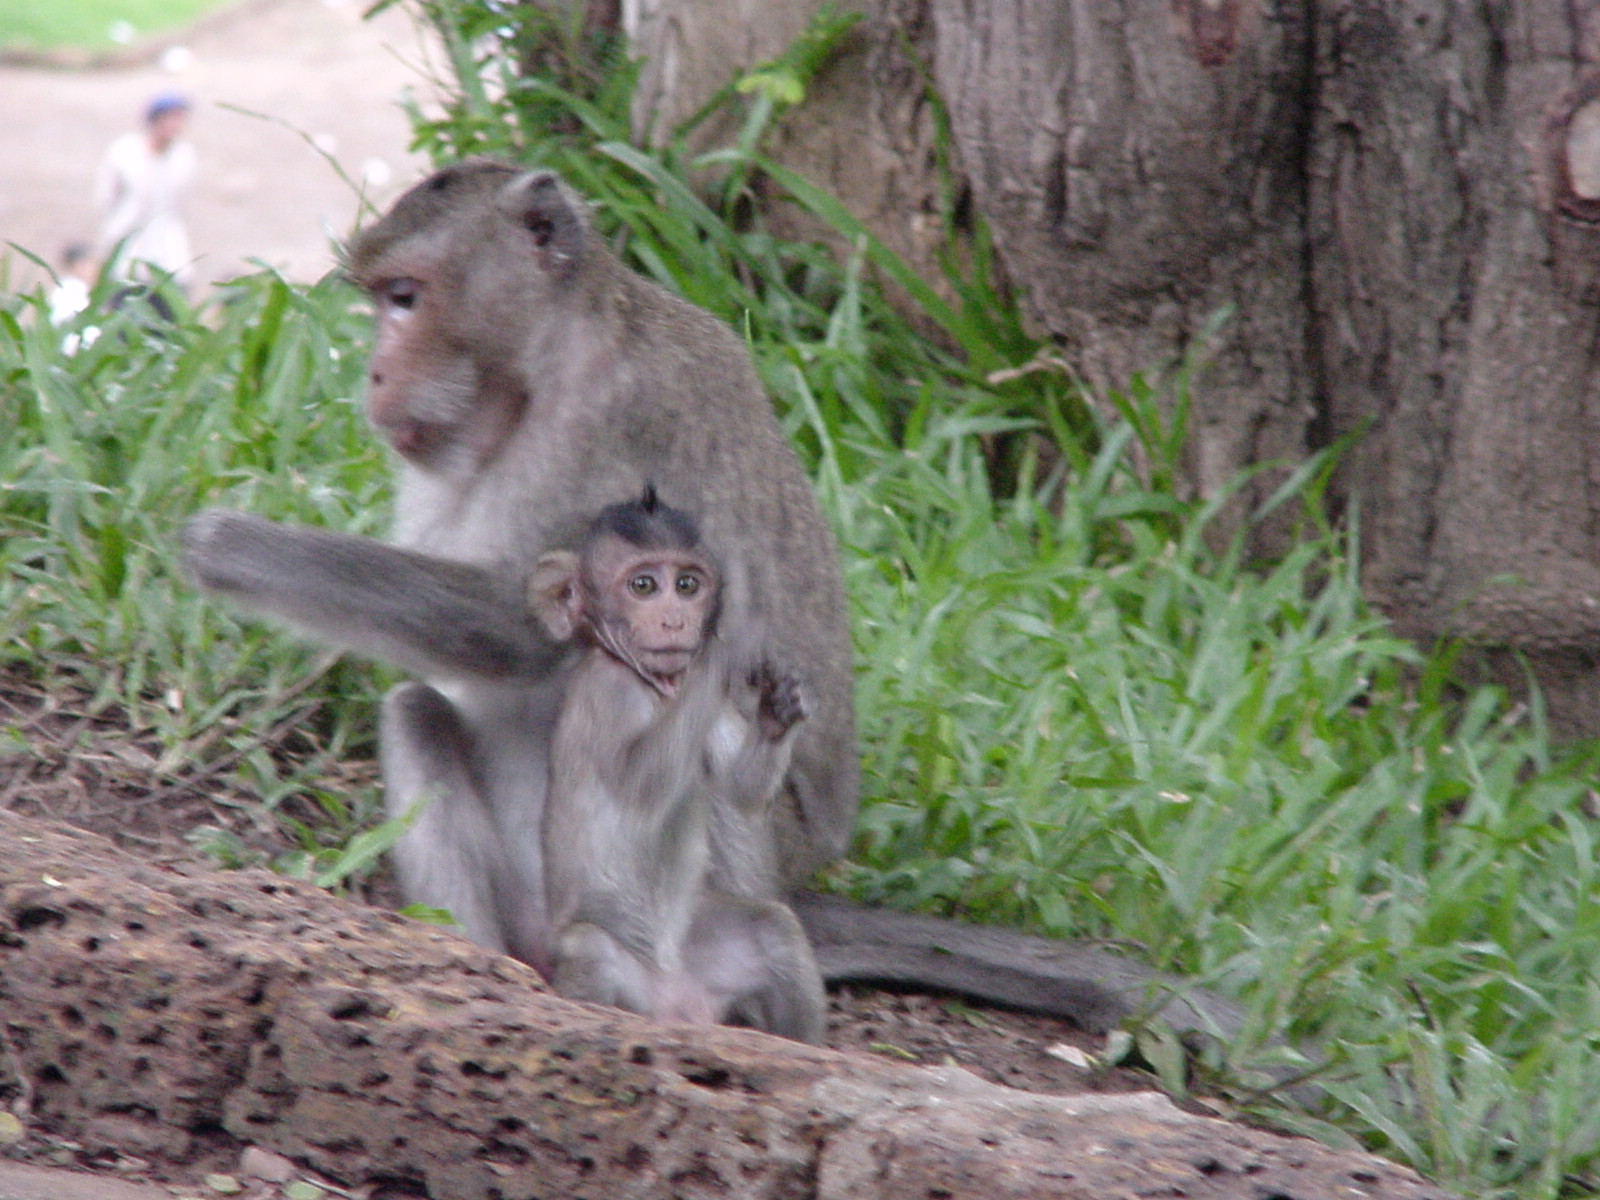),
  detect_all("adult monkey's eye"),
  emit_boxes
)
[384,278,419,311]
